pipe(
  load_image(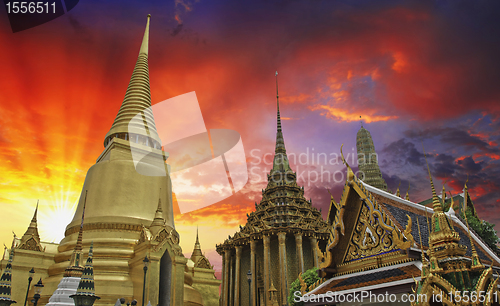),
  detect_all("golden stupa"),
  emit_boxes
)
[0,15,220,306]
